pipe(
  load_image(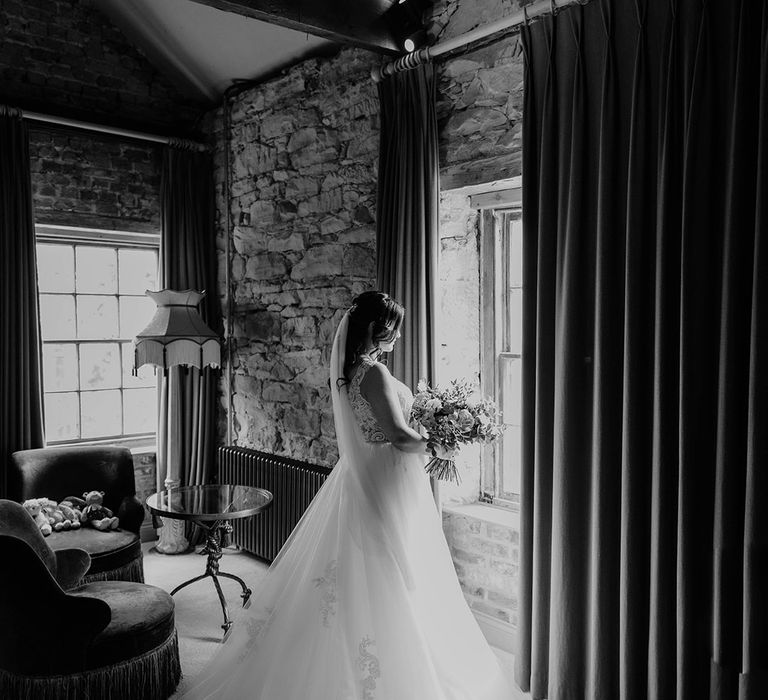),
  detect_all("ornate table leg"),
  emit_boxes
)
[169,520,253,635]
